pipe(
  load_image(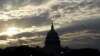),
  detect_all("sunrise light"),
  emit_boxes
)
[0,27,20,36]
